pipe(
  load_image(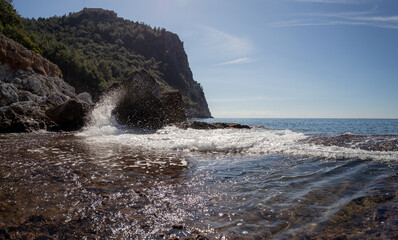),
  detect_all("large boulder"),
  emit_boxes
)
[0,36,92,132]
[46,99,90,131]
[111,70,187,129]
[161,90,186,124]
